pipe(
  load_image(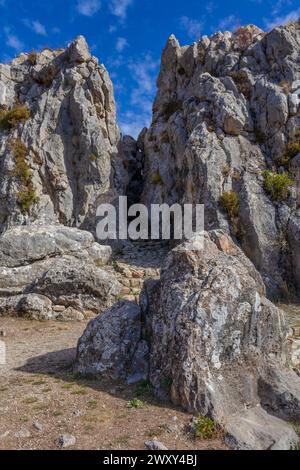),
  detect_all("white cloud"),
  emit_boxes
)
[76,0,101,17]
[180,16,203,39]
[4,28,24,51]
[23,19,47,36]
[265,7,300,30]
[116,37,128,52]
[217,15,240,32]
[117,54,159,138]
[109,0,133,21]
[109,24,117,33]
